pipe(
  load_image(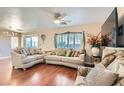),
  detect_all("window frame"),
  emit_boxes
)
[24,36,38,48]
[55,32,82,49]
